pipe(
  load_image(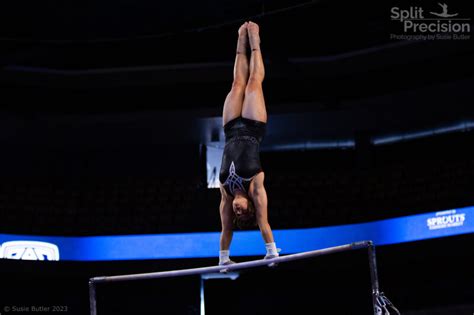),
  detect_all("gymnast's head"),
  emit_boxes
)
[232,194,257,229]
